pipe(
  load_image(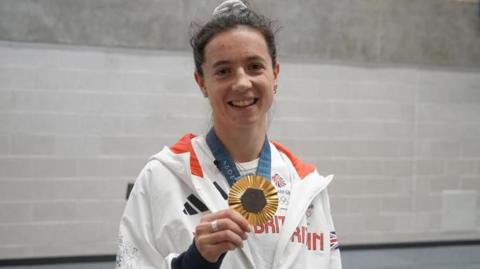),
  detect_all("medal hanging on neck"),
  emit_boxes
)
[206,129,278,226]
